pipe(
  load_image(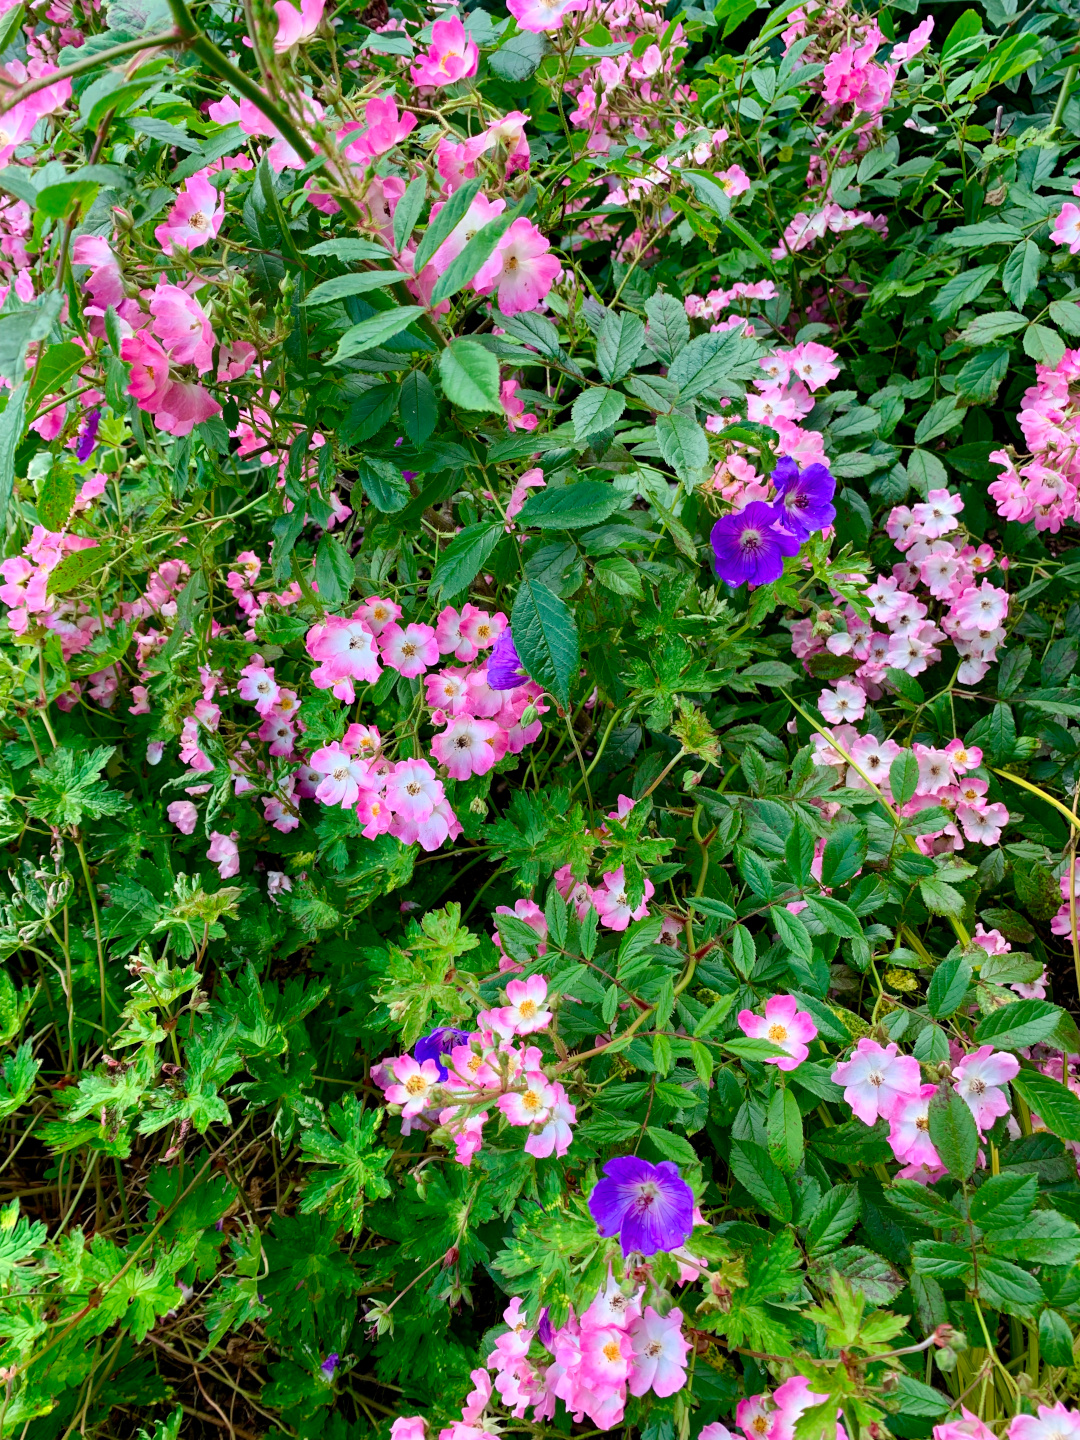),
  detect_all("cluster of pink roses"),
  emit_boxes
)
[708,341,841,496]
[393,1281,689,1440]
[562,0,693,156]
[795,486,1009,689]
[989,348,1080,533]
[833,1037,1019,1183]
[375,976,577,1165]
